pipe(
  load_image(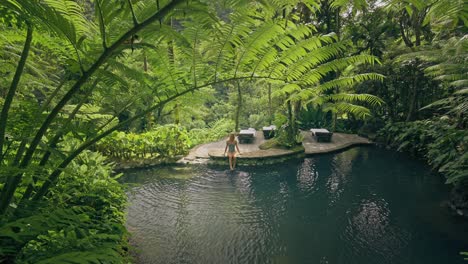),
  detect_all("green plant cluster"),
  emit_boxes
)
[274,124,304,149]
[187,119,234,147]
[97,125,191,160]
[1,0,466,261]
[0,151,129,263]
[378,120,468,185]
